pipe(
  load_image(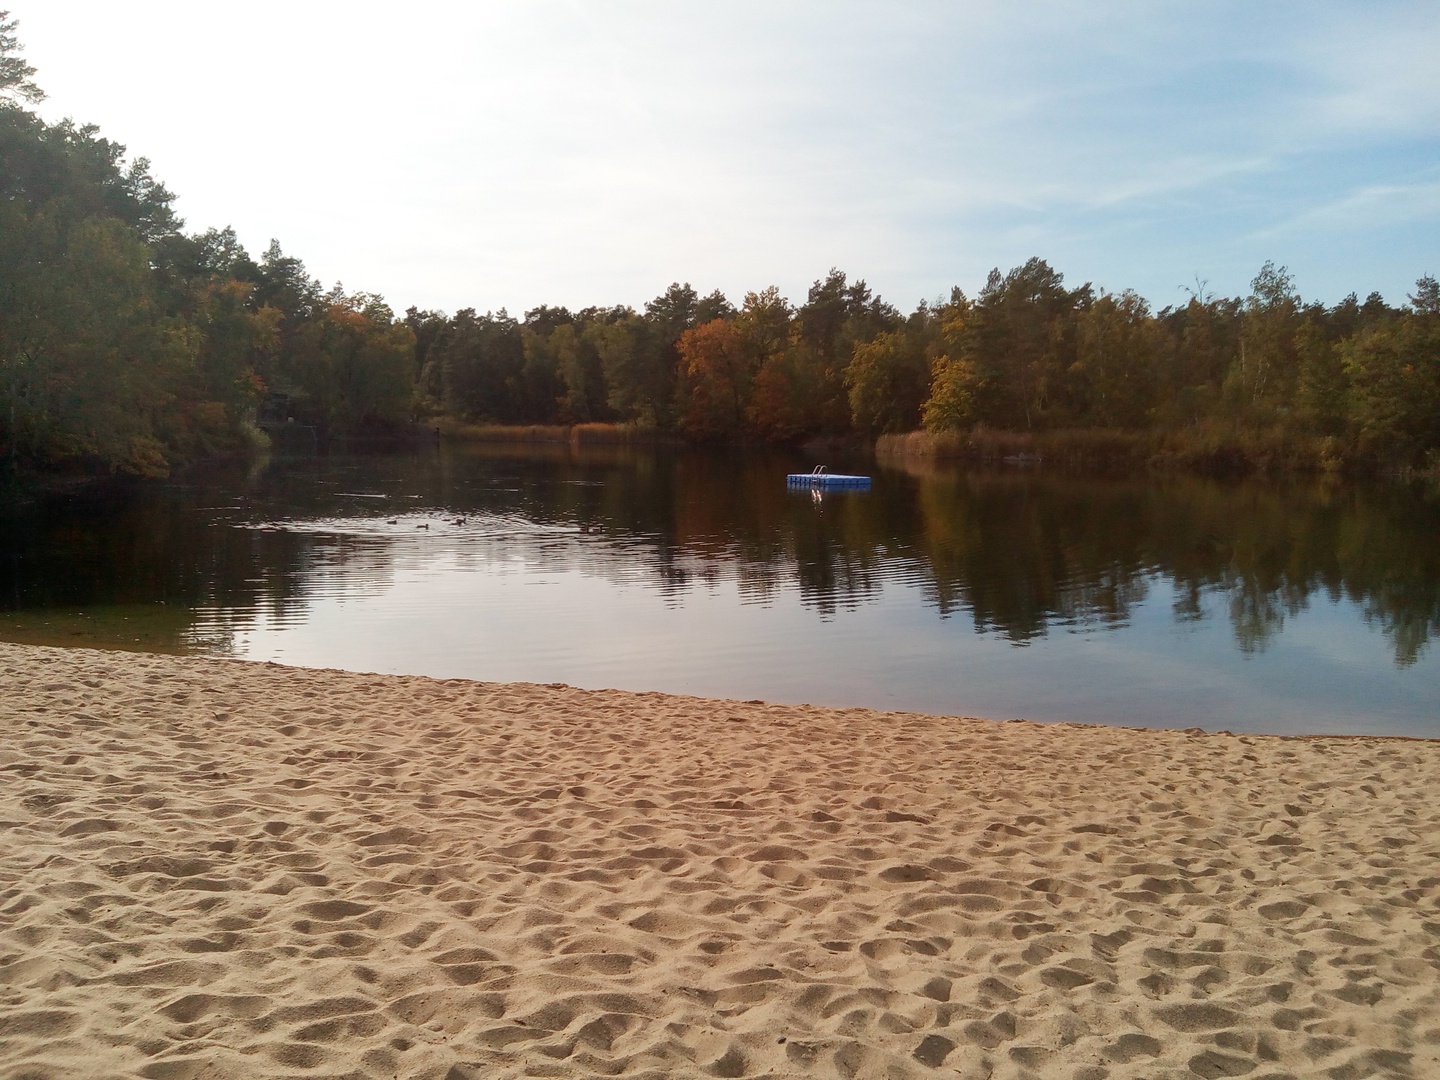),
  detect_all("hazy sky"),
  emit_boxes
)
[18,1,1440,315]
